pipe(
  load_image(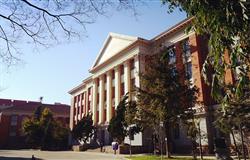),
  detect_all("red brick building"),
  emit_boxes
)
[0,98,70,149]
[69,18,237,154]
